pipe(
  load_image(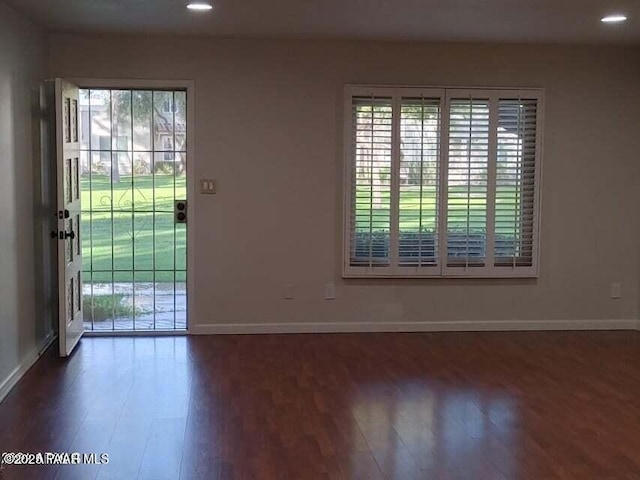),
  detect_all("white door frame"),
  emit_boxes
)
[70,78,196,335]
